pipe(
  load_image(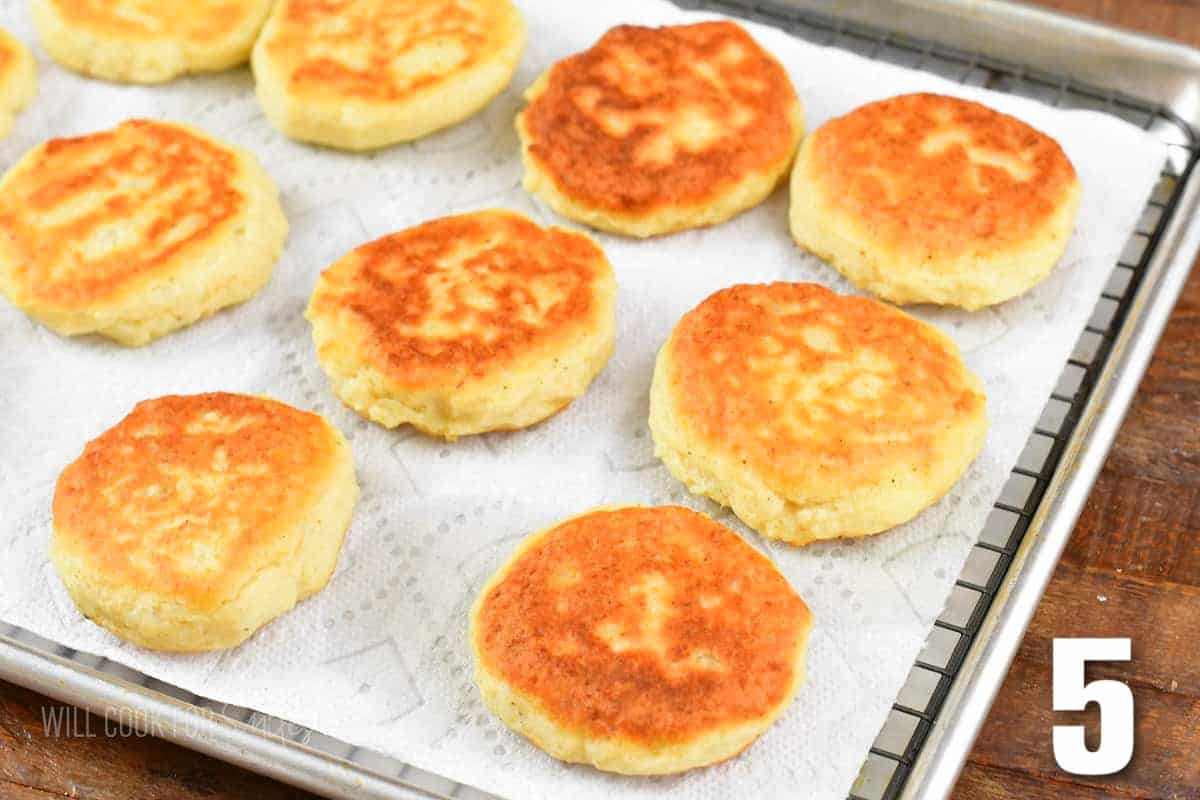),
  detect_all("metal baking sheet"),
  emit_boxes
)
[2,2,1198,799]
